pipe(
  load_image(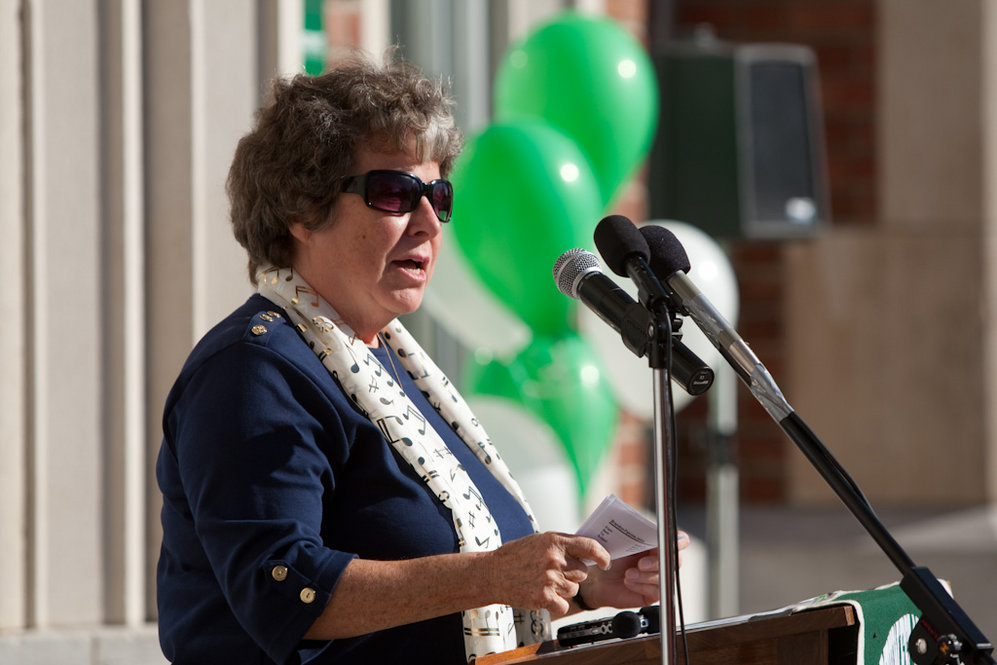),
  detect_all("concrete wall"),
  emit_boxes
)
[785,1,997,505]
